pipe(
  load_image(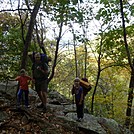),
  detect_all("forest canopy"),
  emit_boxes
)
[0,0,134,130]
